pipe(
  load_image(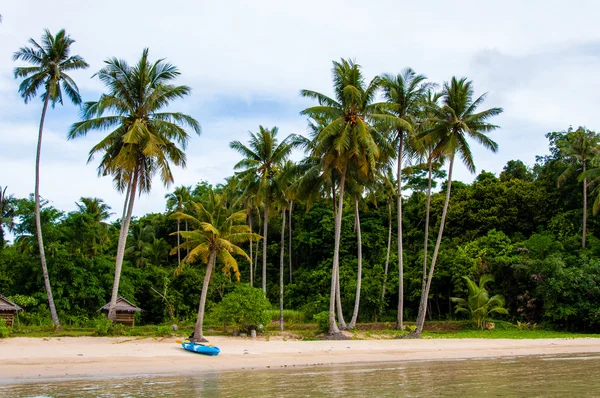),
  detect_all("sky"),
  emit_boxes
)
[1,0,600,224]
